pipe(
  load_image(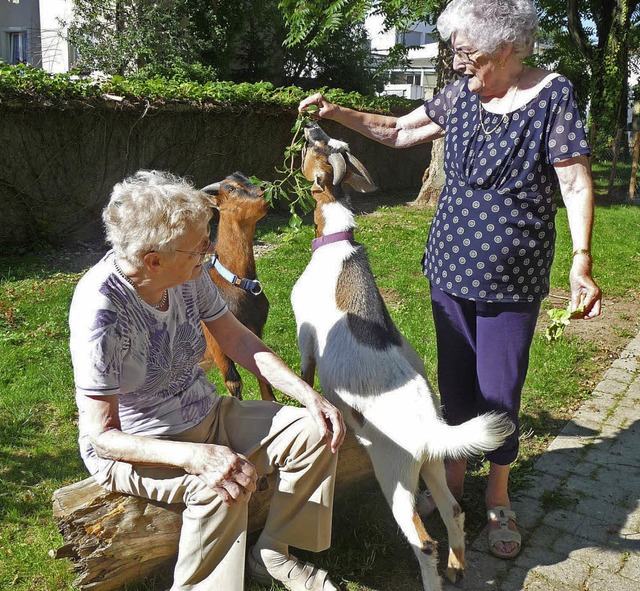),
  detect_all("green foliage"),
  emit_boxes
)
[63,0,384,95]
[279,0,441,48]
[65,0,194,76]
[545,304,585,343]
[253,111,317,230]
[537,0,640,156]
[279,0,445,82]
[0,62,419,113]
